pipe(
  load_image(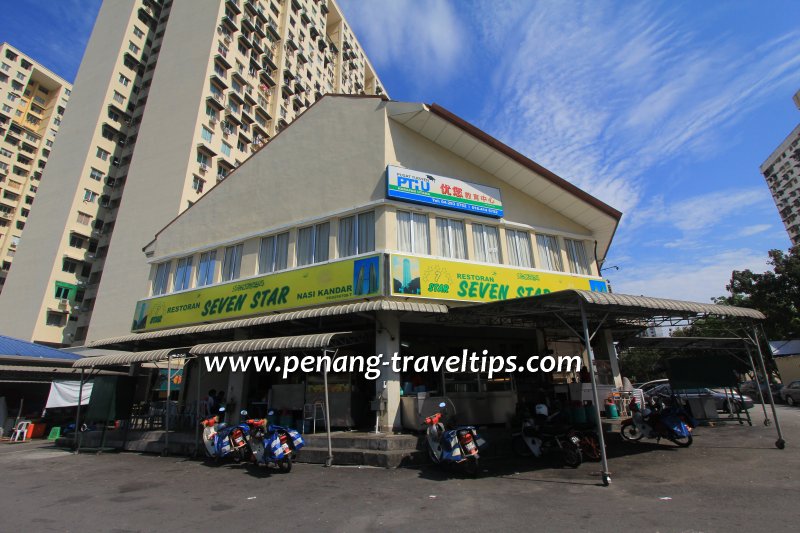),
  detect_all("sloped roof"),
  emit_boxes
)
[0,334,81,361]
